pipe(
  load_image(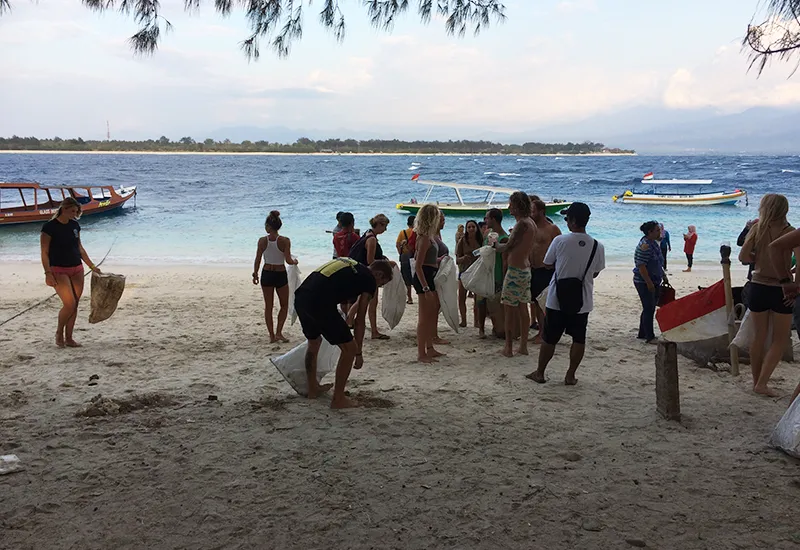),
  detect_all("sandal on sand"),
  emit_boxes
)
[372,334,391,340]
